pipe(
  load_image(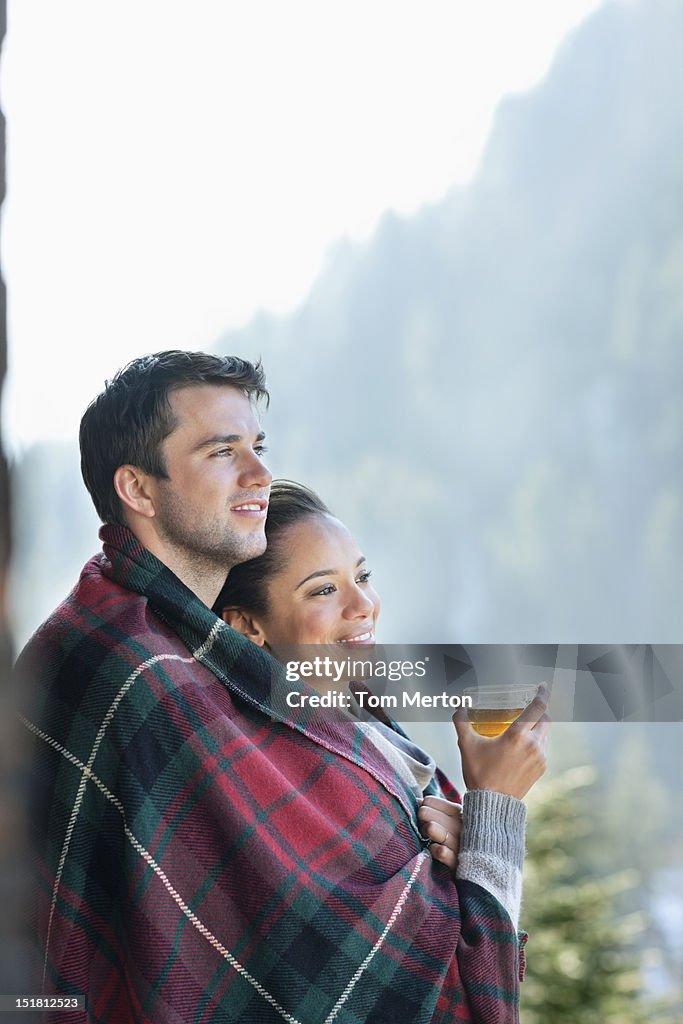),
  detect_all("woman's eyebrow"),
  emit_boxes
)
[295,568,337,589]
[295,557,366,590]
